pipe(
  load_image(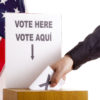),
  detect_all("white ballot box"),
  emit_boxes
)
[5,13,61,88]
